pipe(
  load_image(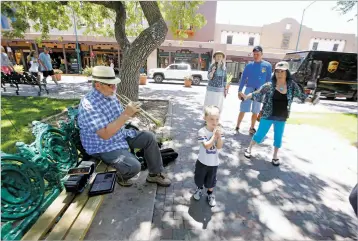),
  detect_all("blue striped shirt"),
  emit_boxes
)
[78,89,137,155]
